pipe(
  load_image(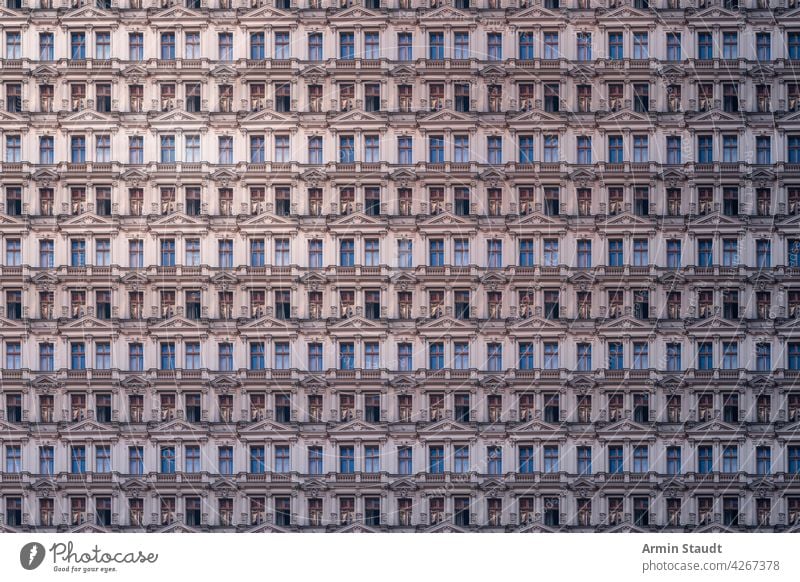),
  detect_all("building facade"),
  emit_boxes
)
[1,0,800,533]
